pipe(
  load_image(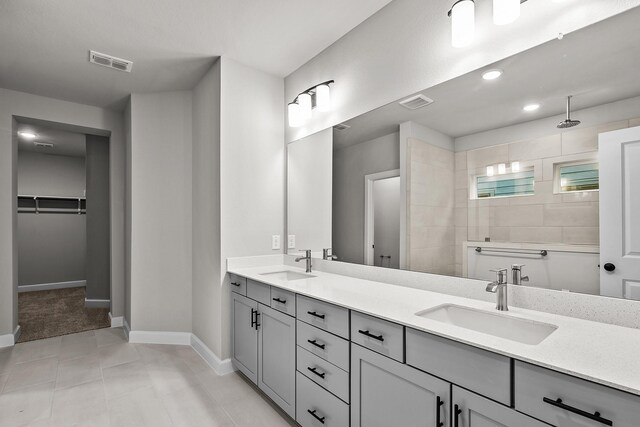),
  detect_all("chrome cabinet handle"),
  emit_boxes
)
[543,397,613,426]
